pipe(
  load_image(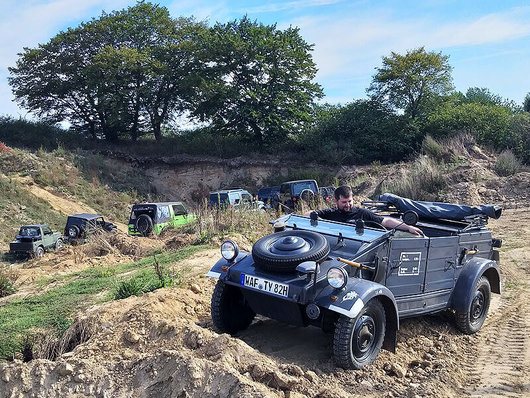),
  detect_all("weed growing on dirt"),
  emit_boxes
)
[0,267,17,297]
[114,255,178,299]
[190,205,274,245]
[0,245,206,359]
[381,155,448,200]
[494,150,522,176]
